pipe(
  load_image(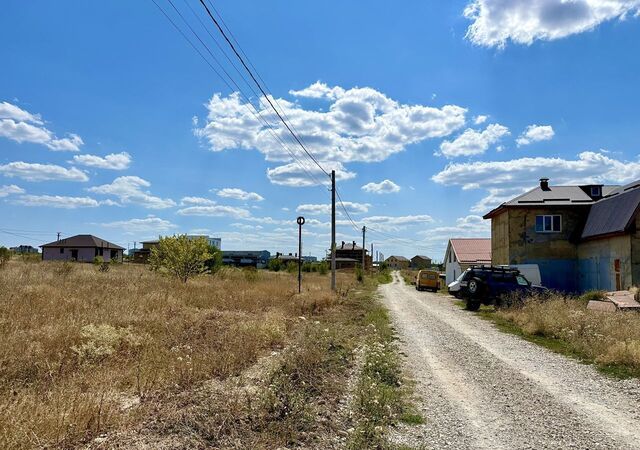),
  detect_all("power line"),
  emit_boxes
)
[196,0,331,178]
[151,0,328,189]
